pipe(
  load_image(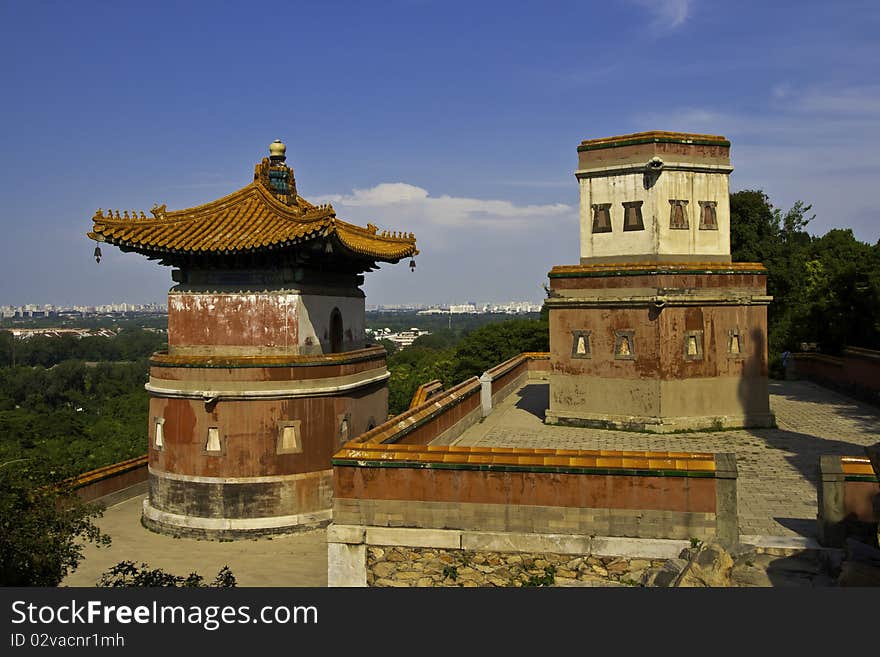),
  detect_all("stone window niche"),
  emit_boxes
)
[276,420,303,455]
[205,427,222,454]
[622,201,645,231]
[699,201,718,230]
[337,413,351,447]
[614,330,636,360]
[591,203,612,233]
[571,330,592,359]
[684,330,704,361]
[153,417,165,450]
[669,200,689,230]
[728,328,745,358]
